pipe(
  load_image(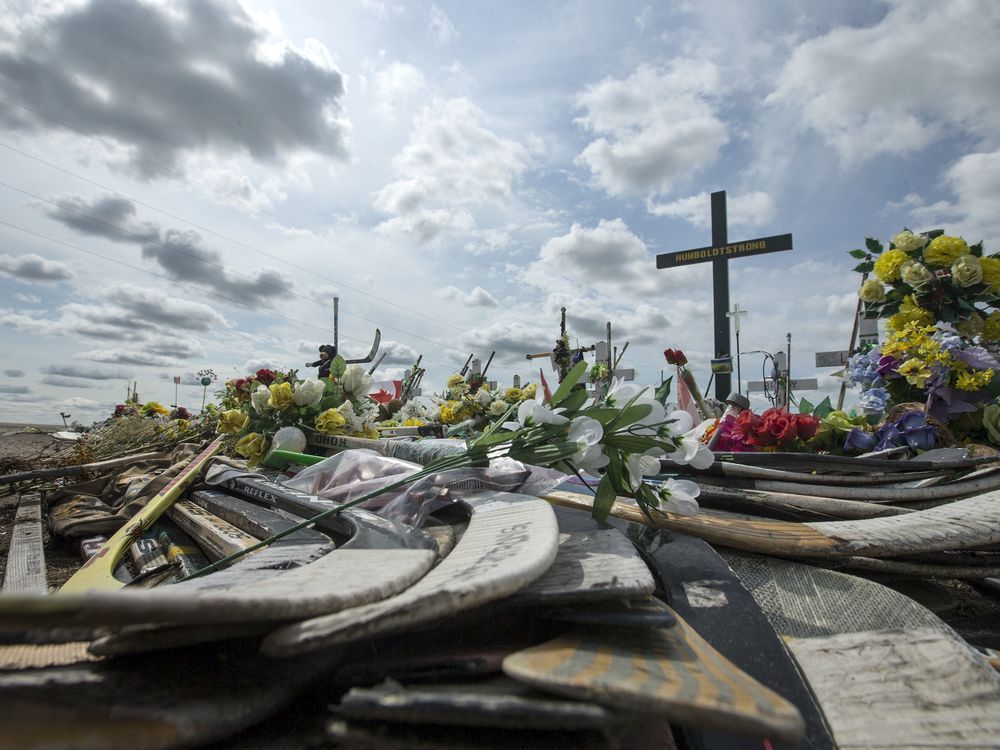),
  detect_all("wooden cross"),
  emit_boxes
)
[656,191,792,400]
